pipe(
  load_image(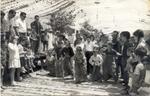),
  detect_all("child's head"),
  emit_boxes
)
[107,41,113,50]
[90,35,95,41]
[133,29,144,43]
[120,31,130,43]
[76,46,82,53]
[135,47,147,62]
[11,36,18,44]
[93,46,99,55]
